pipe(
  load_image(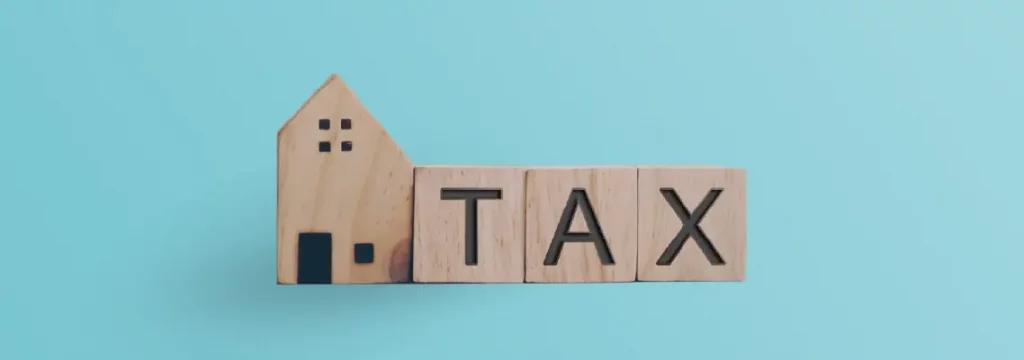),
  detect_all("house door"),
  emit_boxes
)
[297,232,332,284]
